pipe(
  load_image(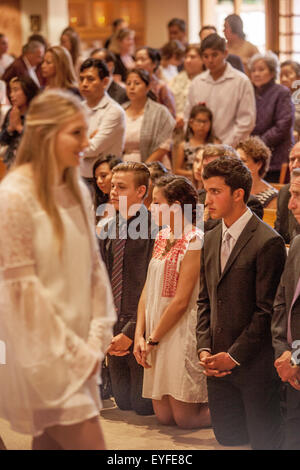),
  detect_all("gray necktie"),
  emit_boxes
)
[221,231,232,272]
